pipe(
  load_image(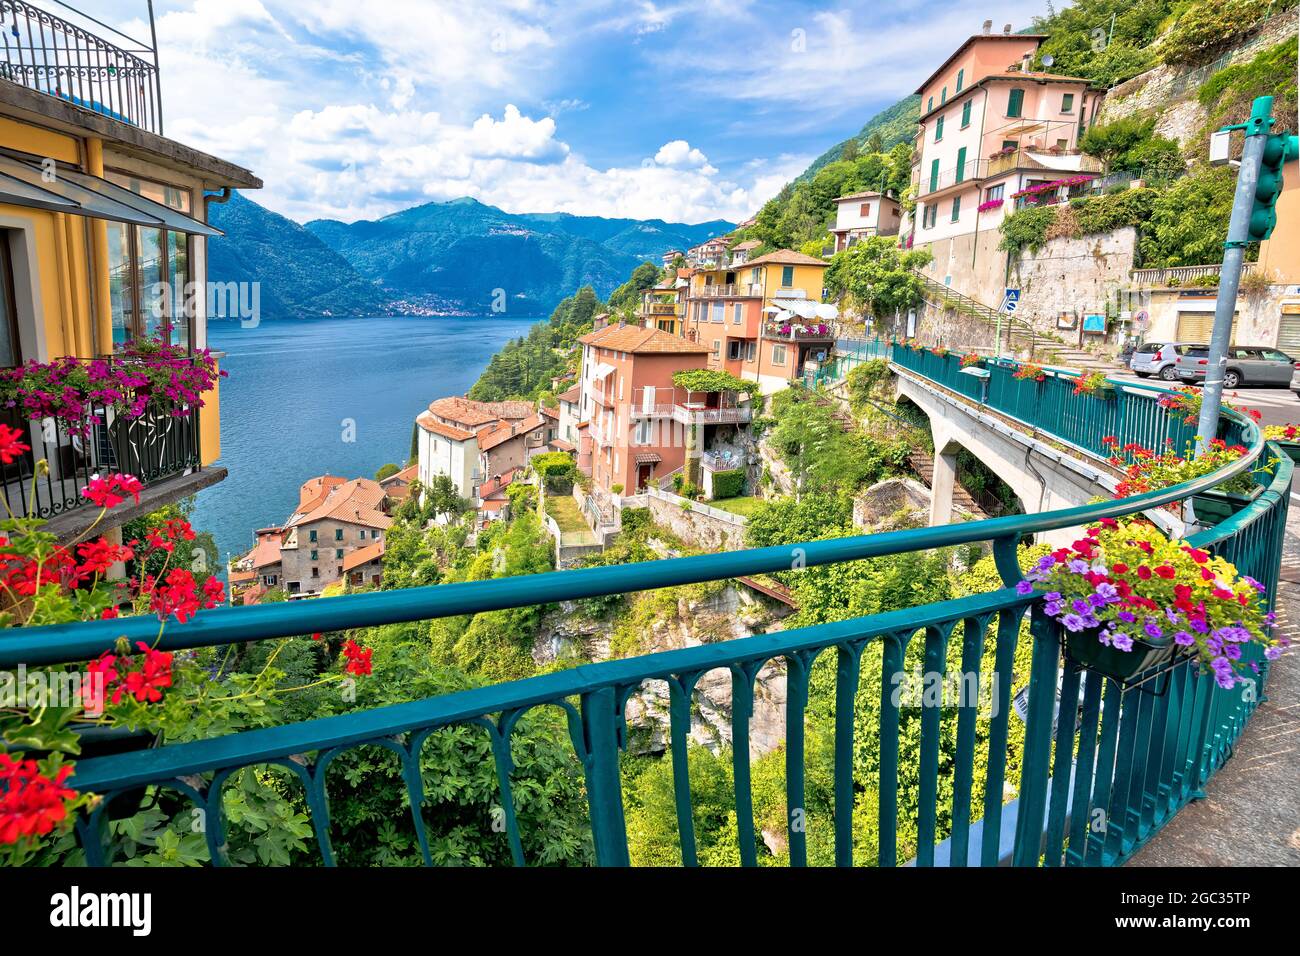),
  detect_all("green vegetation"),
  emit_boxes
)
[1197,37,1298,155]
[824,237,933,318]
[374,462,400,481]
[605,261,663,318]
[1079,116,1182,177]
[796,95,922,184]
[671,368,760,395]
[1158,0,1285,67]
[707,494,762,517]
[741,142,914,253]
[544,493,589,534]
[709,469,746,500]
